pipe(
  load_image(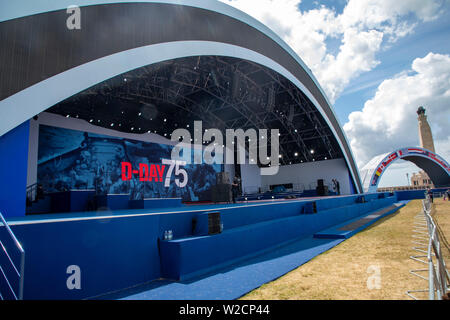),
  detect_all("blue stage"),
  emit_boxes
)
[0,191,414,300]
